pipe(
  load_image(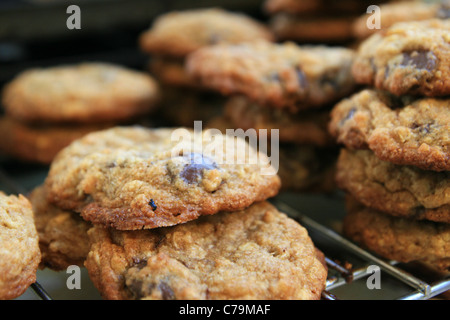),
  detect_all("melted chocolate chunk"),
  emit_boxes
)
[158,281,175,300]
[295,66,308,89]
[340,107,356,126]
[148,199,157,211]
[400,50,437,71]
[180,153,218,184]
